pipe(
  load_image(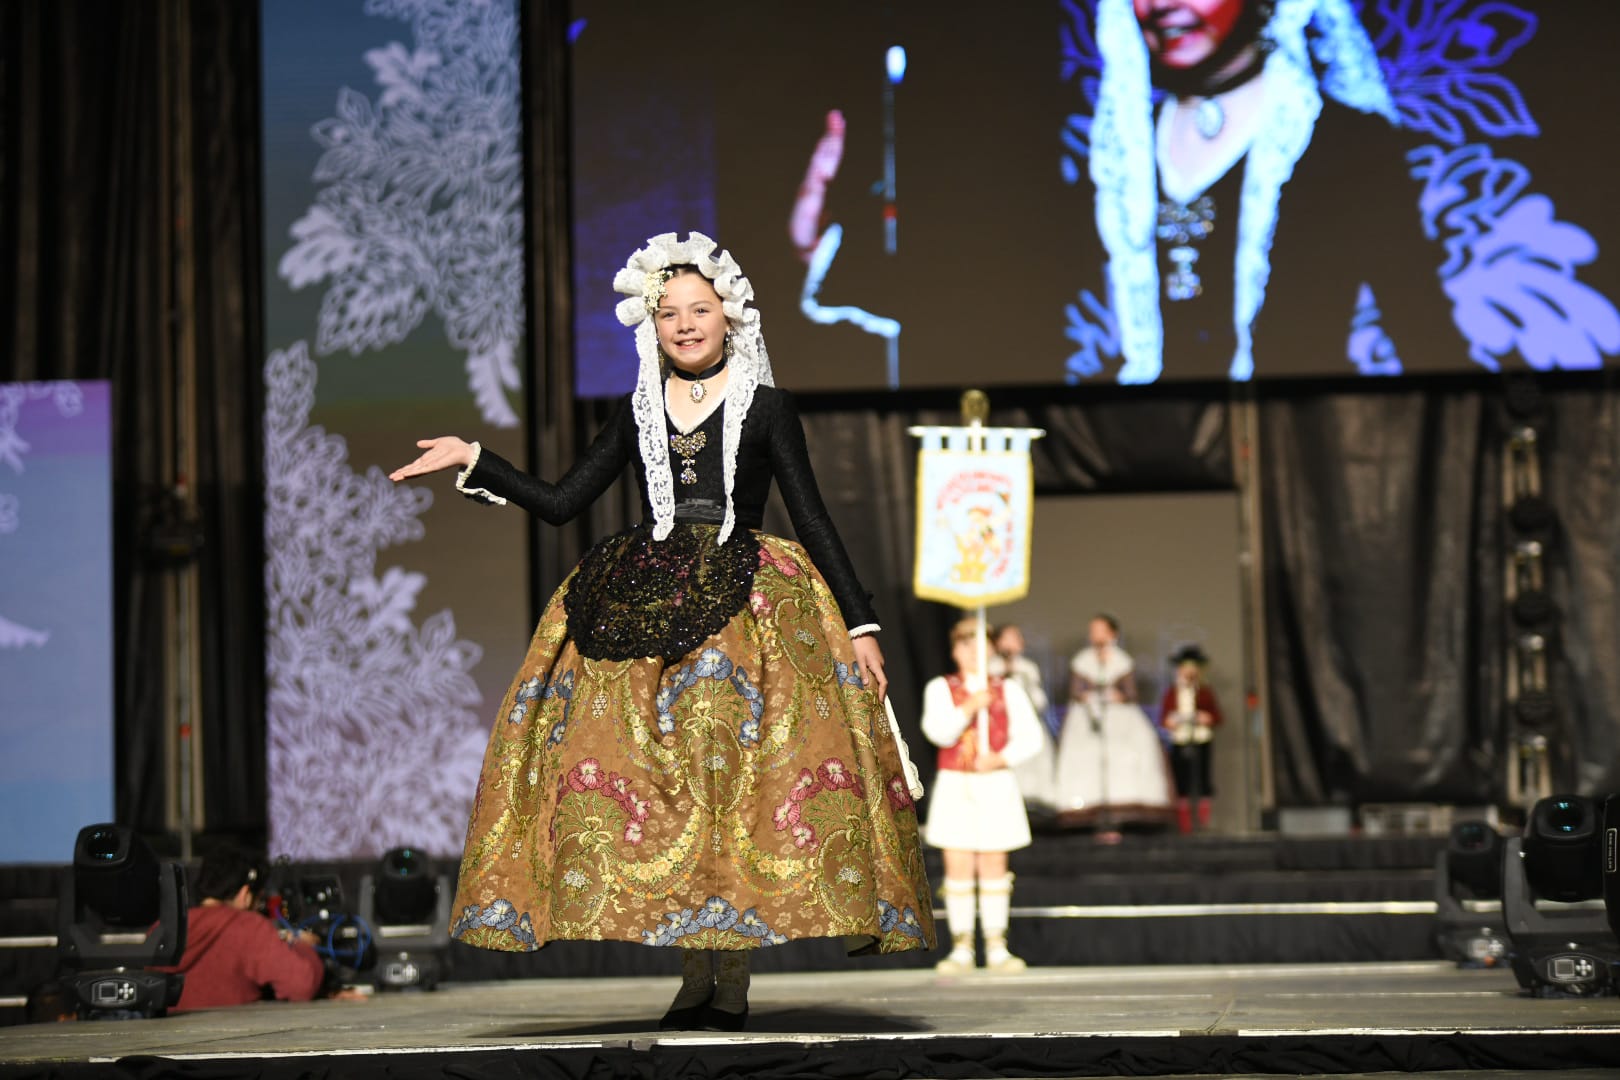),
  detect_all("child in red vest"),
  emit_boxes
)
[1158,644,1224,833]
[921,618,1045,972]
